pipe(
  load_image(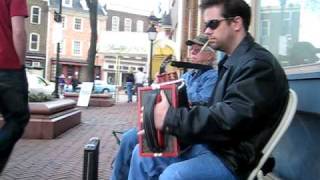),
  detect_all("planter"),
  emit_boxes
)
[64,92,115,107]
[0,99,81,139]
